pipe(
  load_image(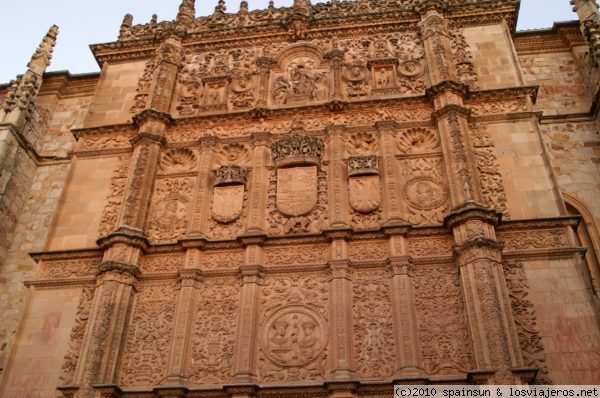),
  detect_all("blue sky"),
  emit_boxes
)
[0,0,577,84]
